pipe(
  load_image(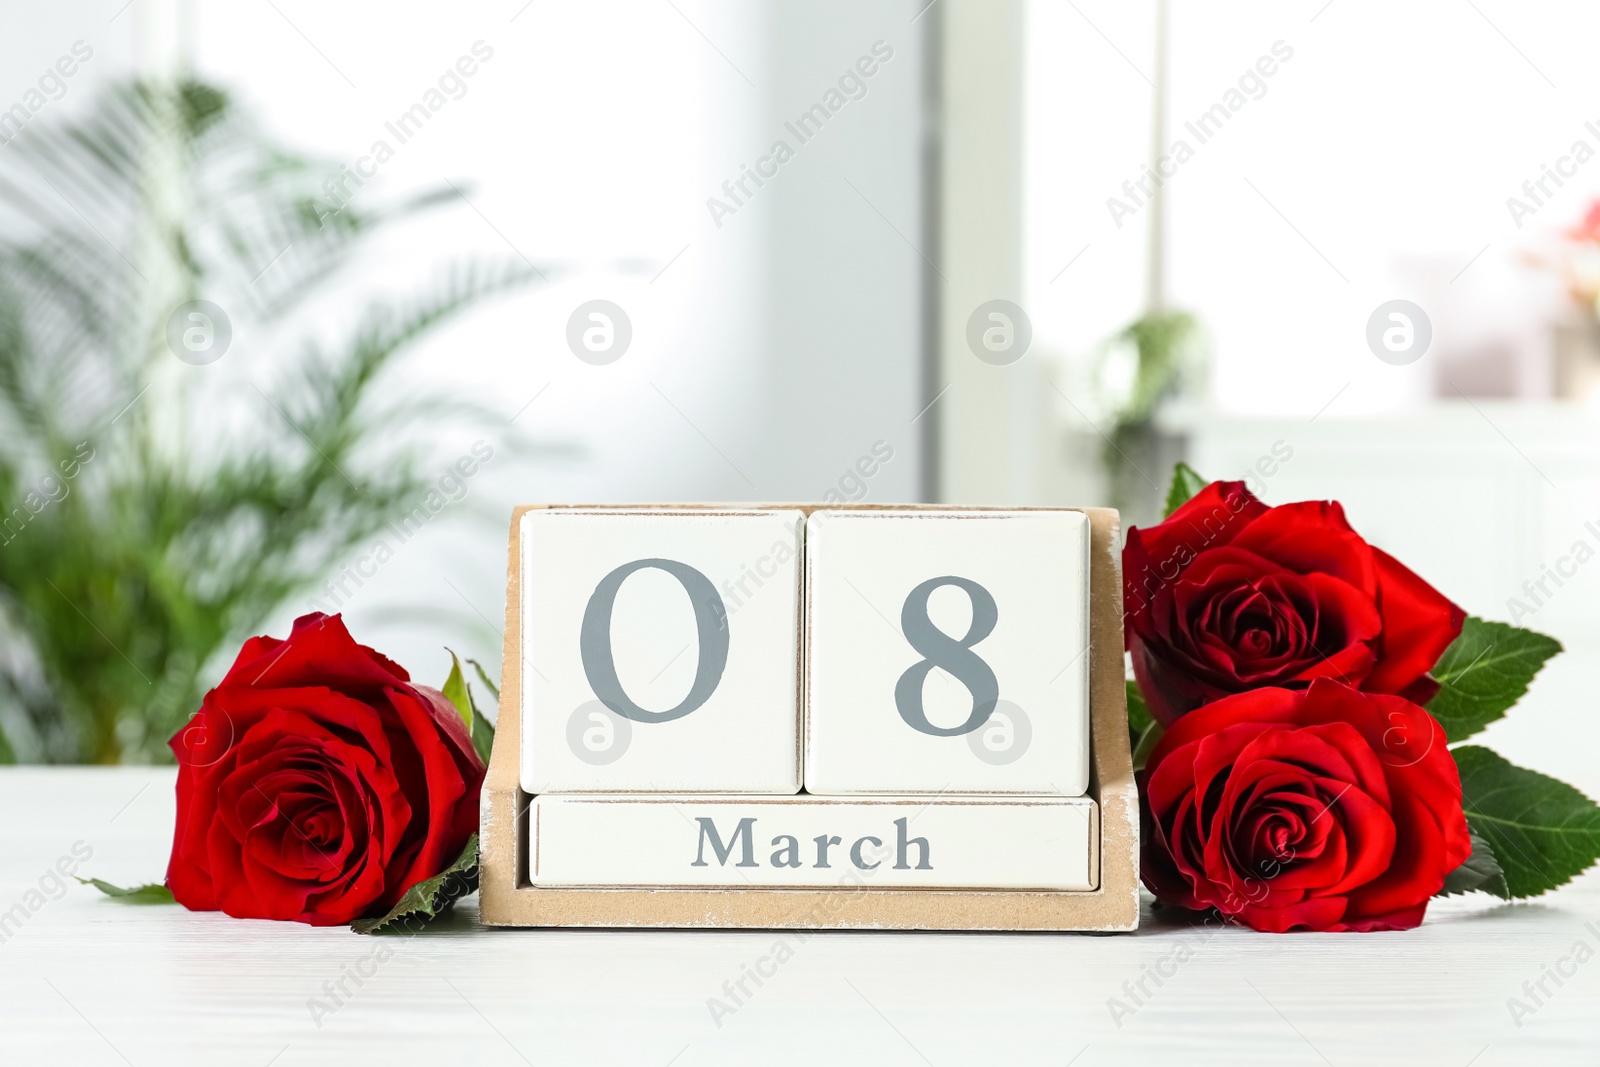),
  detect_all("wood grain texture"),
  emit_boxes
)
[3,768,1598,1065]
[481,504,1138,931]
